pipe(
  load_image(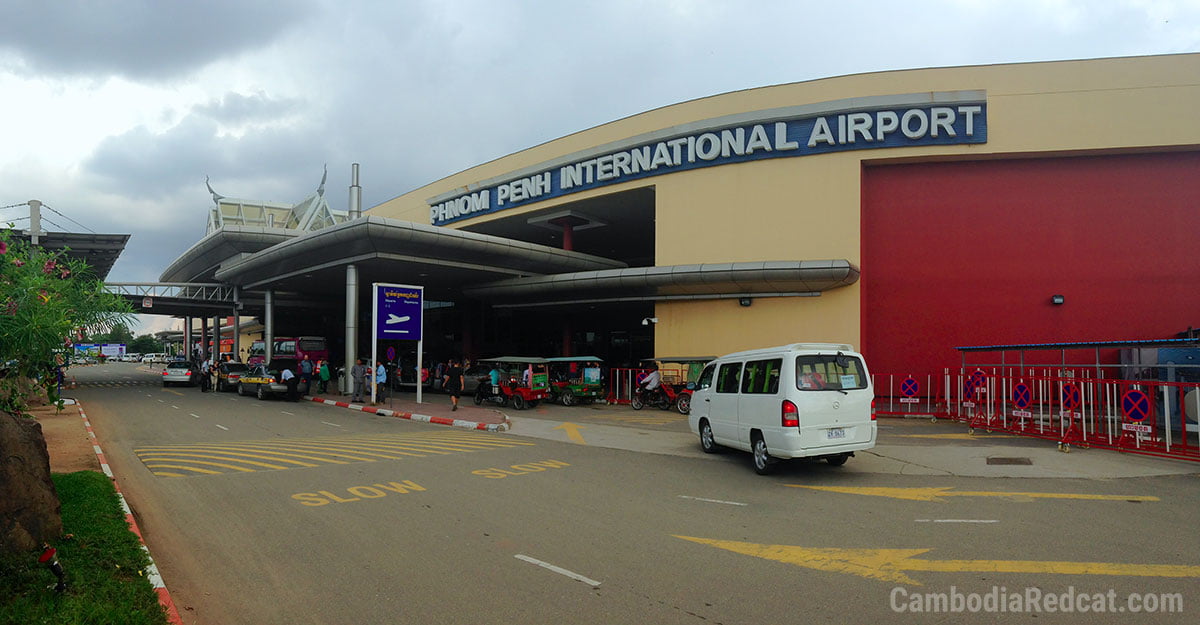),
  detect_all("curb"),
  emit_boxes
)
[304,395,510,432]
[77,402,184,625]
